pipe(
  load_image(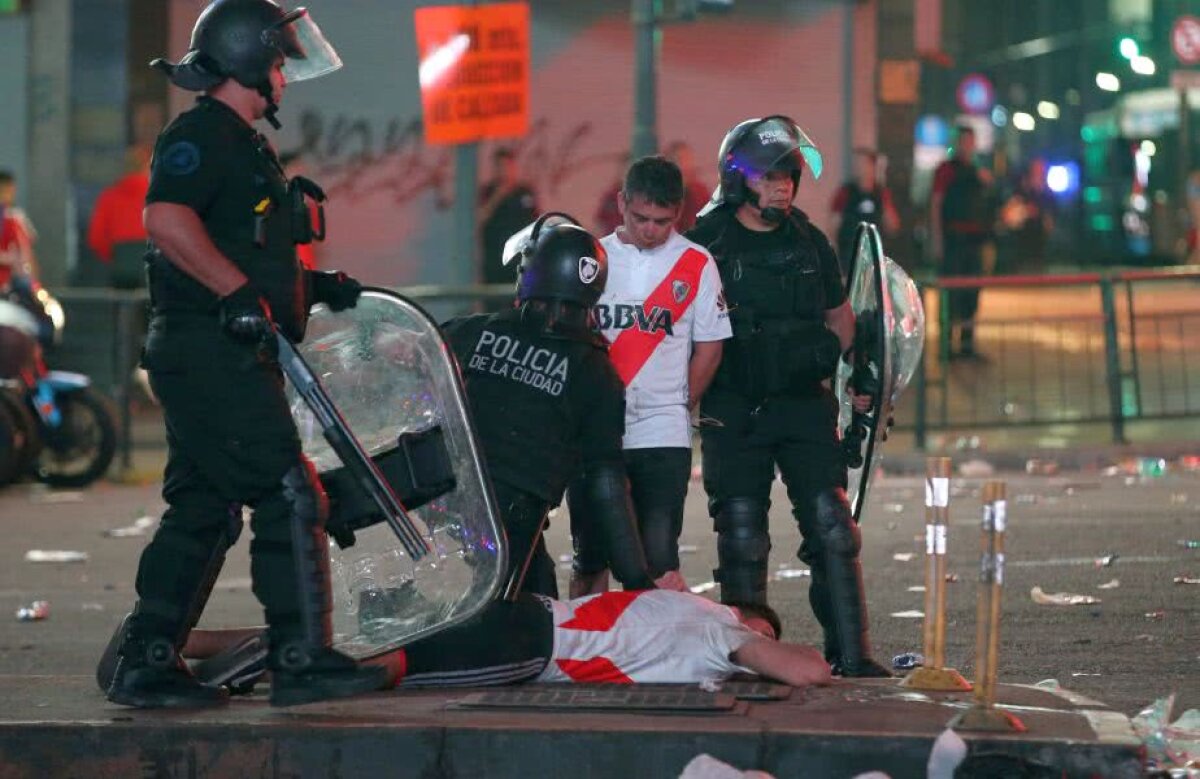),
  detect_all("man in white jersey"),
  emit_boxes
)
[168,591,832,691]
[569,156,731,595]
